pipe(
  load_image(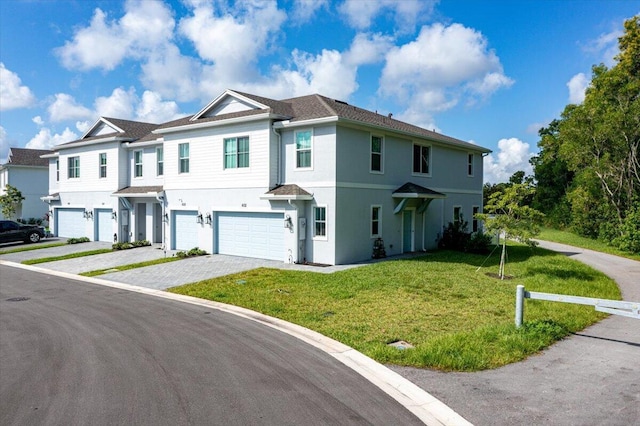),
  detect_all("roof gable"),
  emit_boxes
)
[82,117,125,139]
[192,89,270,121]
